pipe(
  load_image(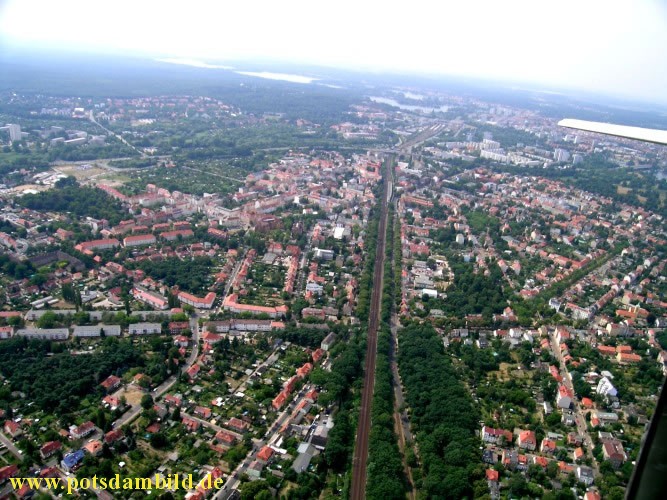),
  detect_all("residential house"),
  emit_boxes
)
[257,445,274,463]
[517,430,537,451]
[481,426,513,445]
[4,420,23,438]
[194,406,212,419]
[61,450,85,472]
[557,385,573,409]
[0,464,19,483]
[100,375,121,392]
[39,441,62,459]
[540,438,557,454]
[104,429,124,445]
[226,417,249,433]
[214,430,237,447]
[576,466,595,486]
[602,438,627,468]
[70,421,96,440]
[83,440,103,457]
